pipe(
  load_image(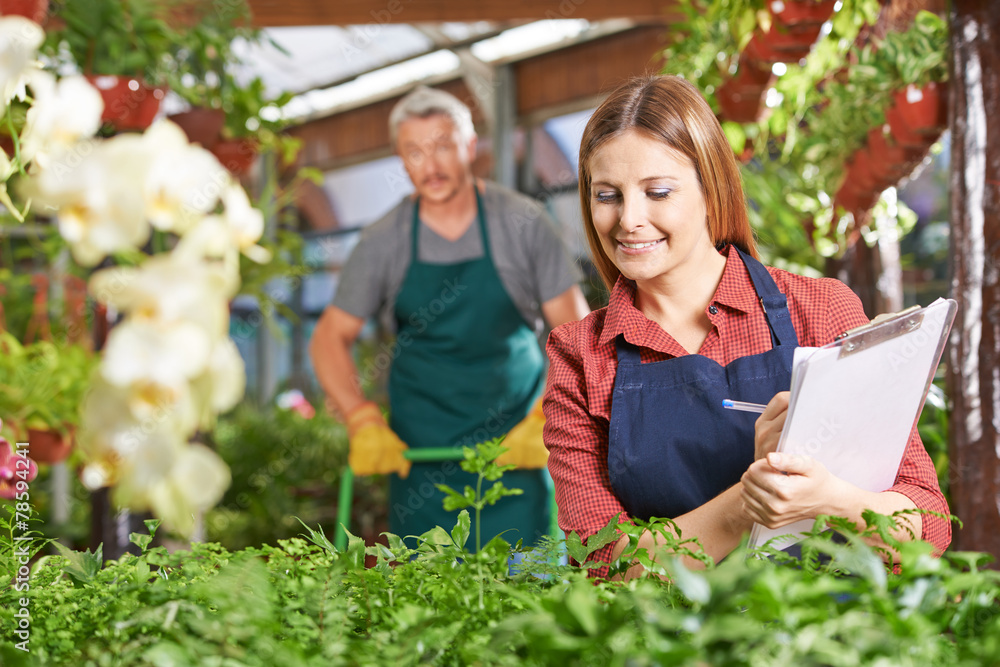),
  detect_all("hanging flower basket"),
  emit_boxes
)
[892,82,946,135]
[885,104,930,153]
[716,59,772,123]
[167,107,226,149]
[211,137,259,175]
[87,75,167,132]
[846,149,879,195]
[0,0,49,23]
[26,427,73,465]
[743,23,821,64]
[866,128,908,187]
[769,0,838,27]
